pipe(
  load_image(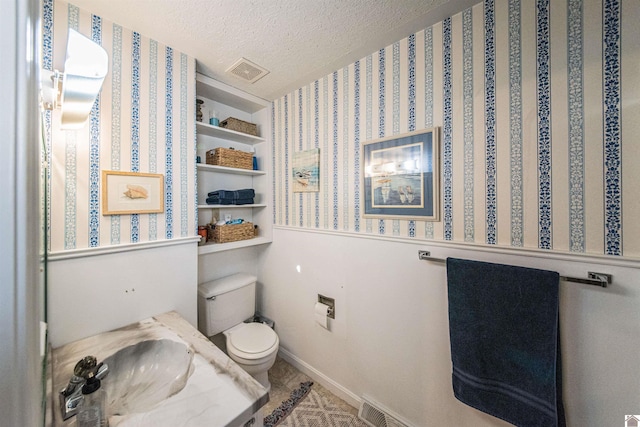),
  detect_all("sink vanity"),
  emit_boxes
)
[51,311,269,427]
